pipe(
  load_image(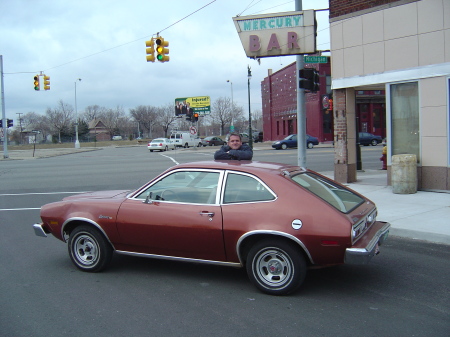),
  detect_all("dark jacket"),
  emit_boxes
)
[214,144,253,160]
